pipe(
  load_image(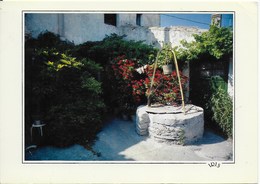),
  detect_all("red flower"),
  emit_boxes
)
[144,78,150,85]
[111,55,188,105]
